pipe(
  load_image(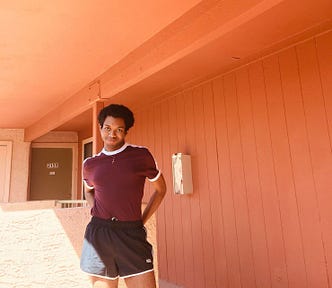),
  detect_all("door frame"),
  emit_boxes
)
[0,141,13,202]
[82,137,93,161]
[81,137,93,199]
[30,142,78,200]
